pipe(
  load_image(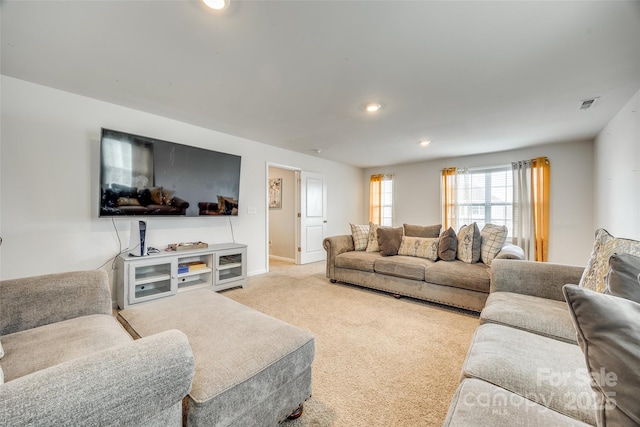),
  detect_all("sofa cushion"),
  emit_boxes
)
[334,251,380,272]
[374,255,434,281]
[438,227,458,261]
[365,222,380,252]
[480,292,577,343]
[350,223,370,251]
[462,323,596,425]
[443,378,592,427]
[403,223,441,238]
[424,260,490,293]
[579,228,640,293]
[397,236,439,261]
[457,223,481,263]
[605,252,640,303]
[480,224,508,266]
[563,284,640,426]
[0,314,132,382]
[376,226,404,256]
